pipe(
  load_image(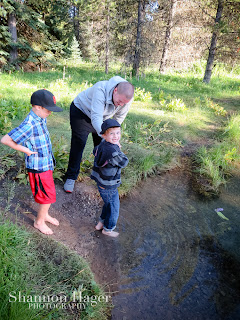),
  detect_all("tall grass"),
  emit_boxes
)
[224,114,240,141]
[195,114,240,192]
